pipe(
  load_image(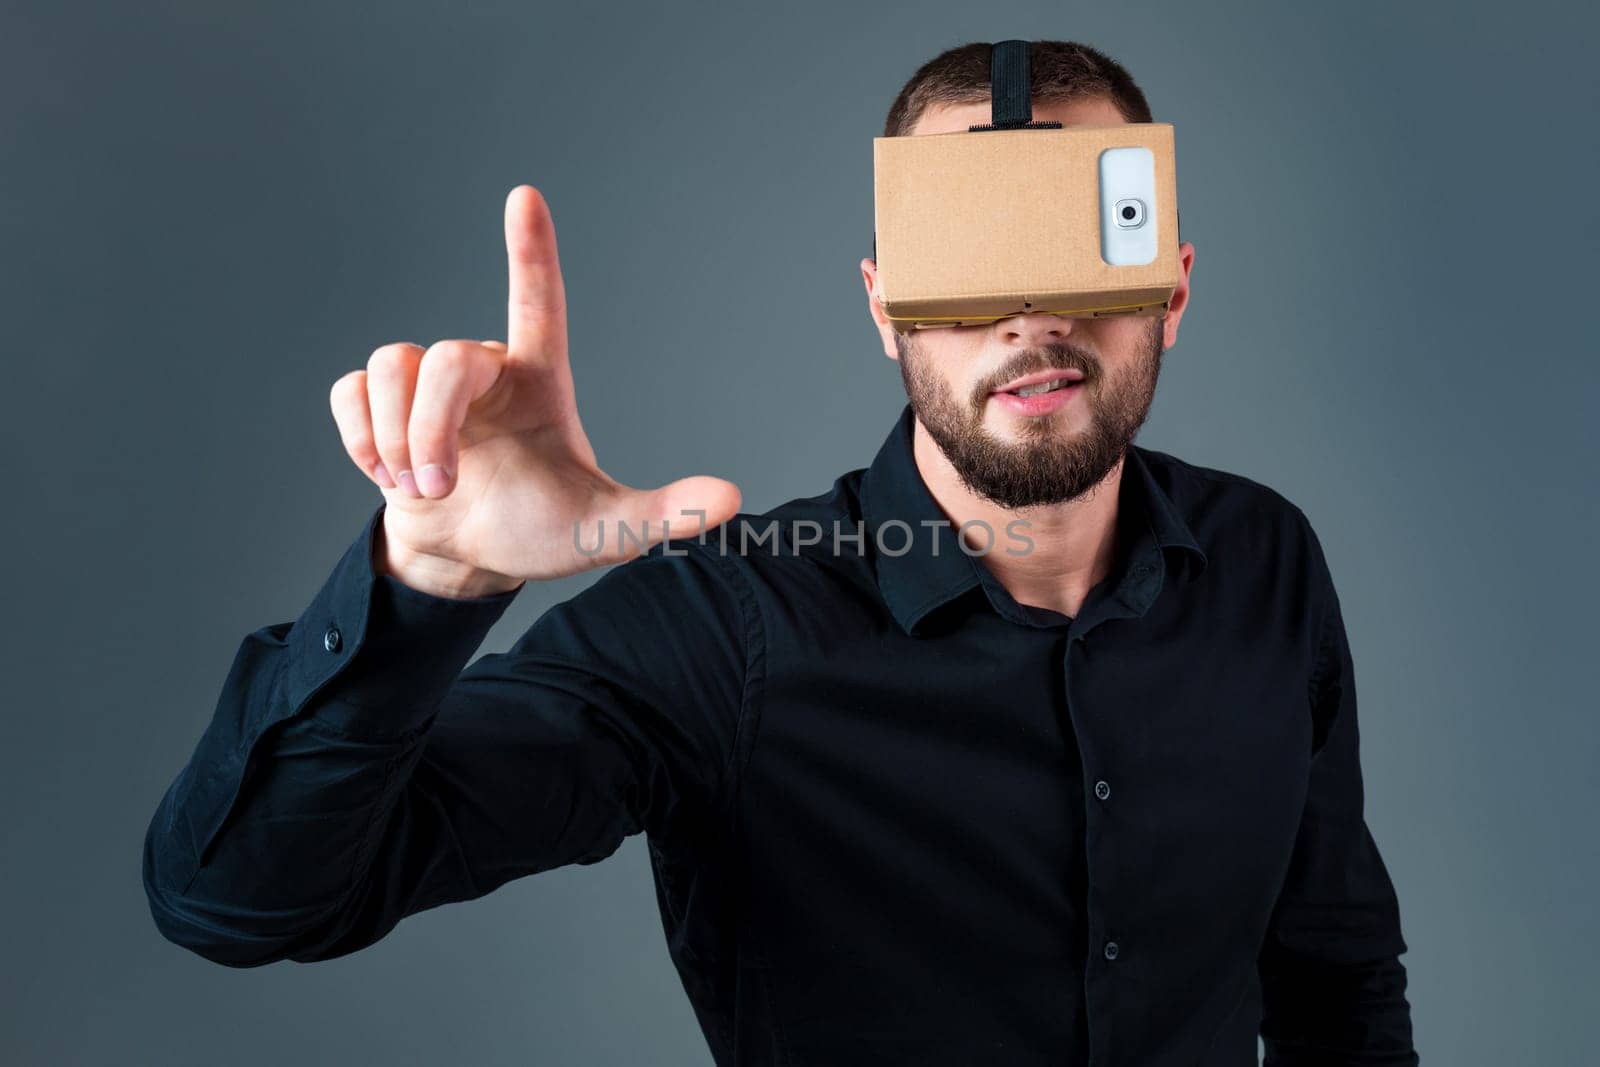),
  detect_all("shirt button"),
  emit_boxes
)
[323,626,342,653]
[1094,780,1111,800]
[1103,940,1120,960]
